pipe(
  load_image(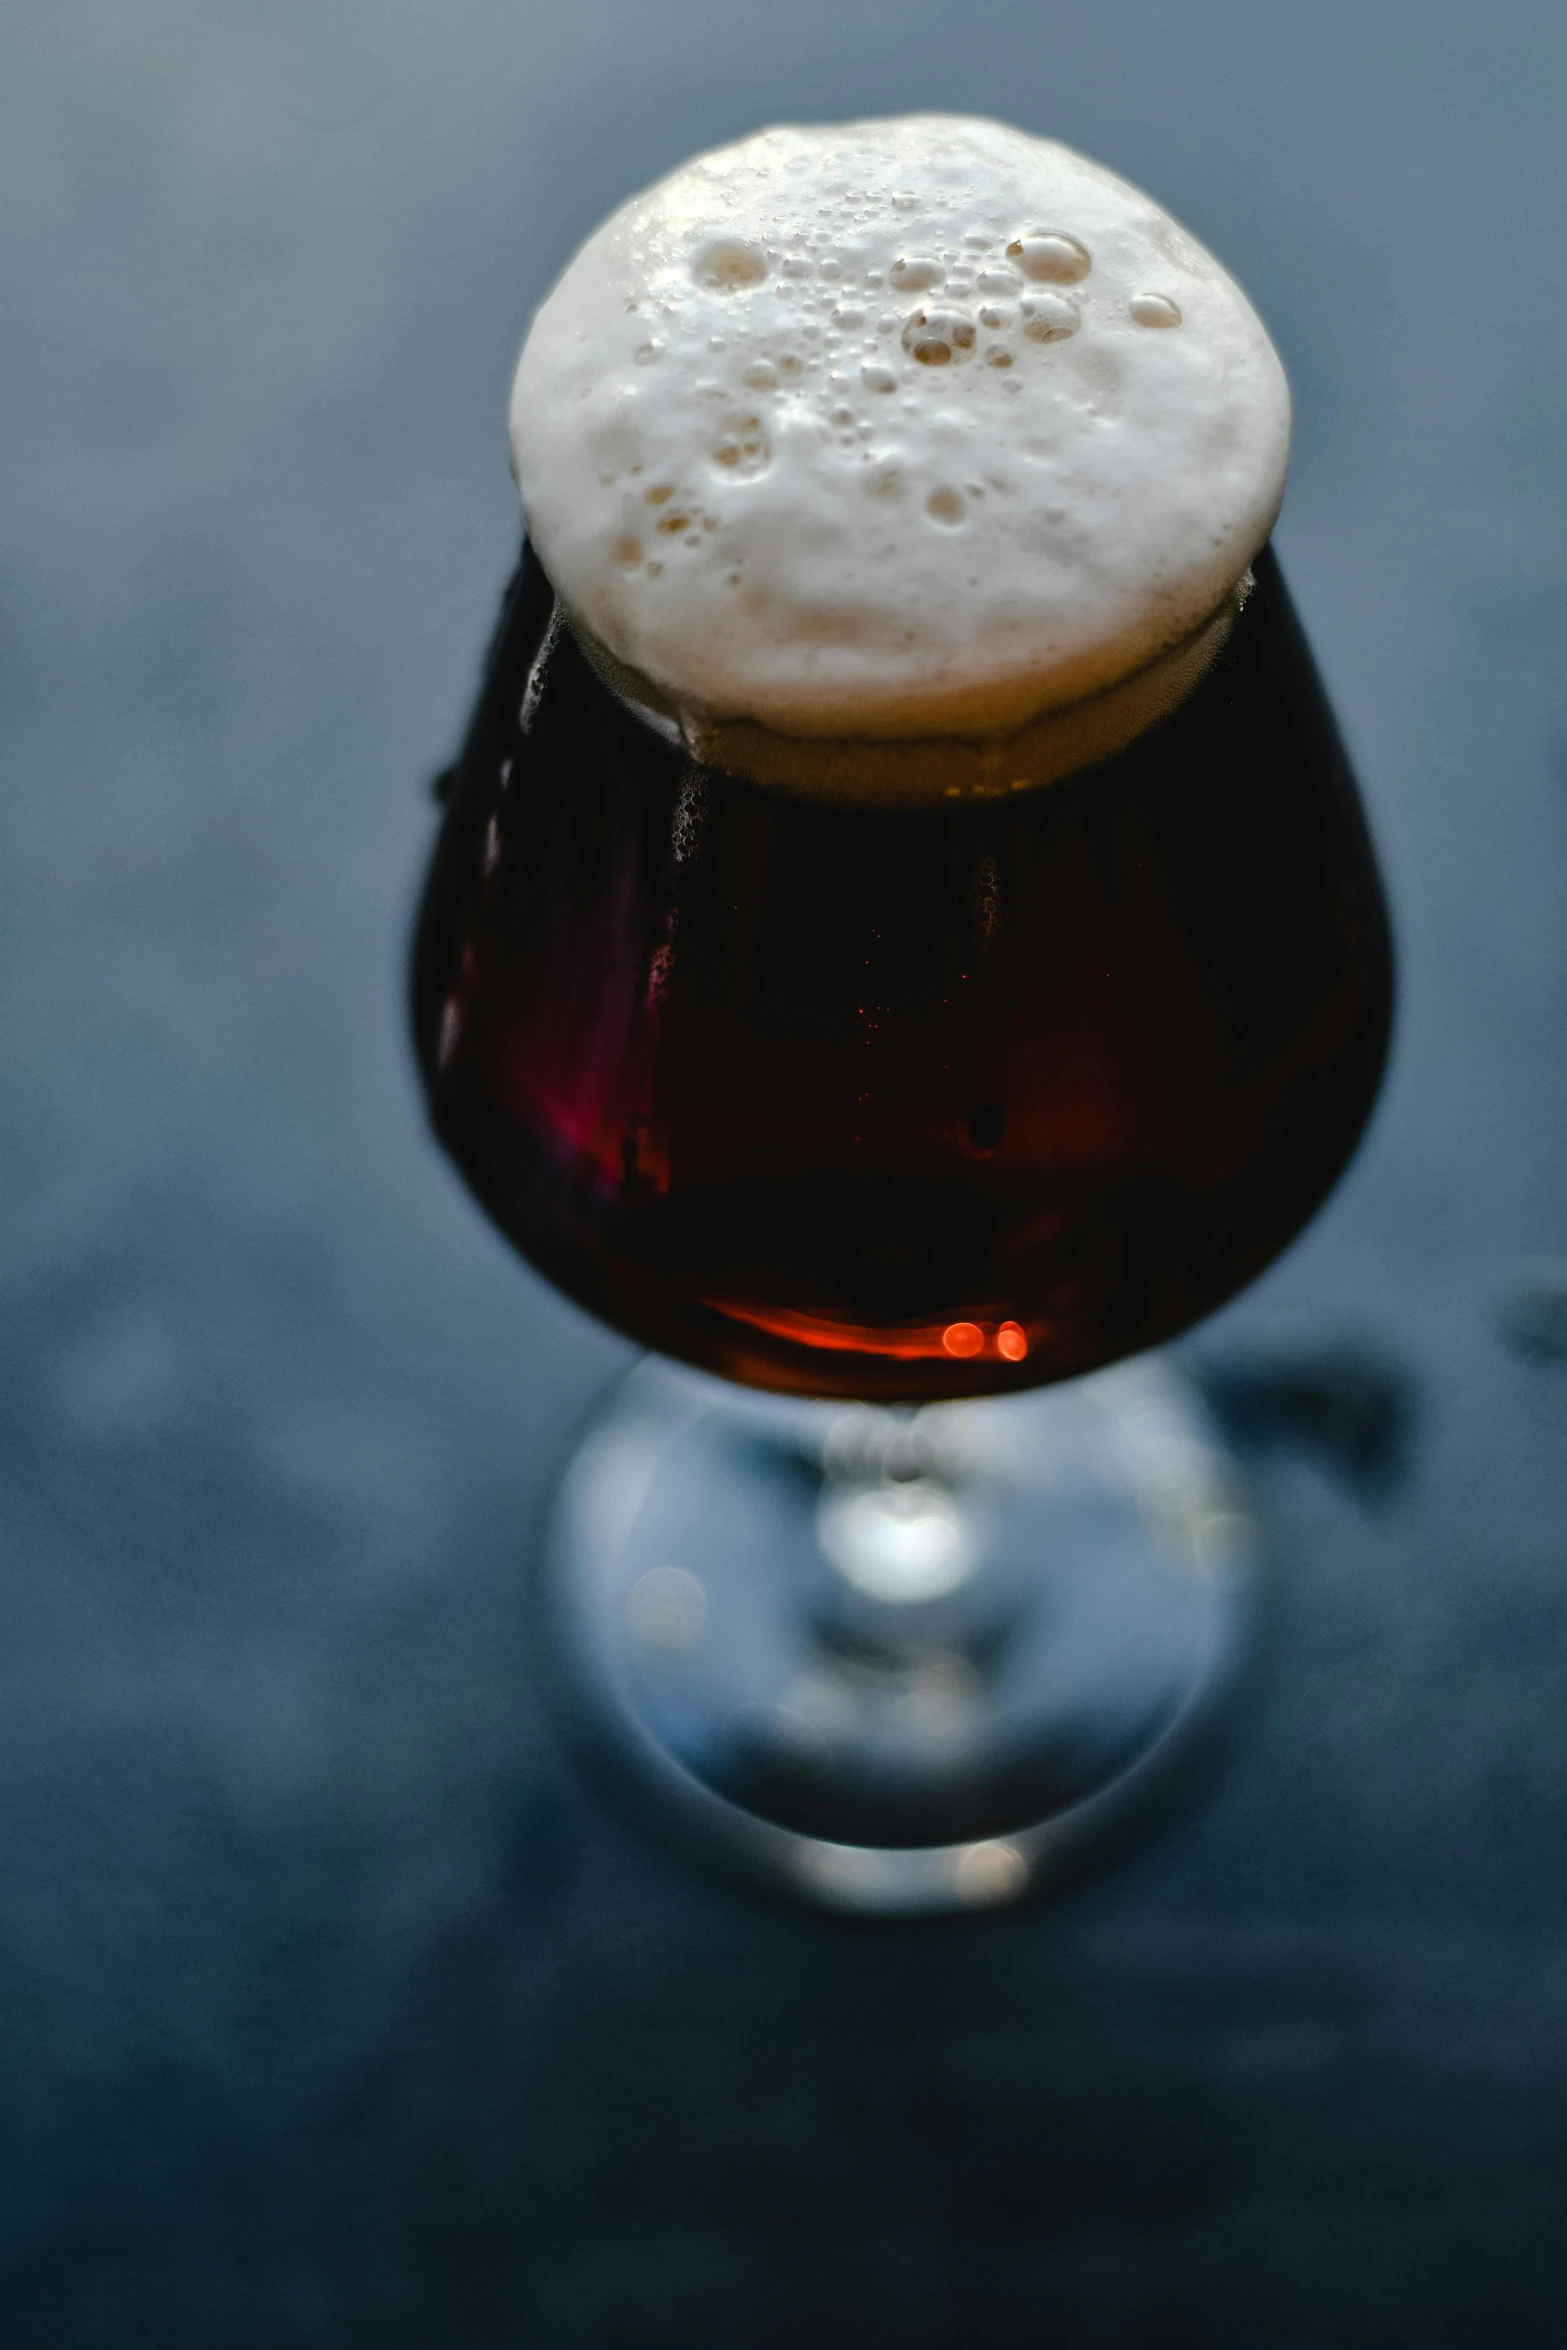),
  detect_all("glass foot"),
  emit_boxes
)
[542,1355,1261,1915]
